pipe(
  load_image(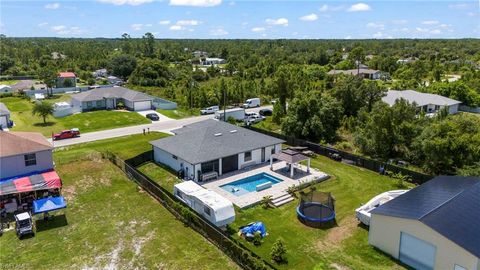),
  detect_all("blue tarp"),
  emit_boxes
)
[32,196,67,214]
[240,222,267,238]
